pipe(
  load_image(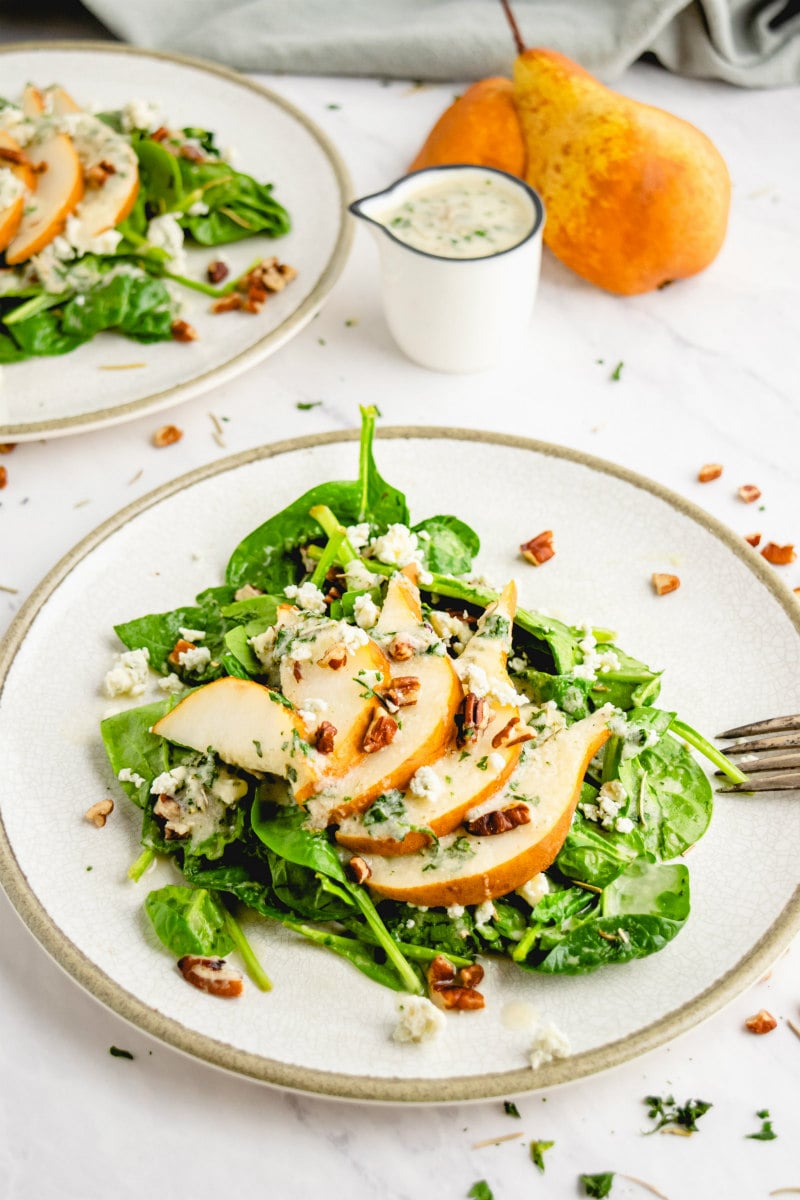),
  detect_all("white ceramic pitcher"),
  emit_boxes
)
[350,165,545,373]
